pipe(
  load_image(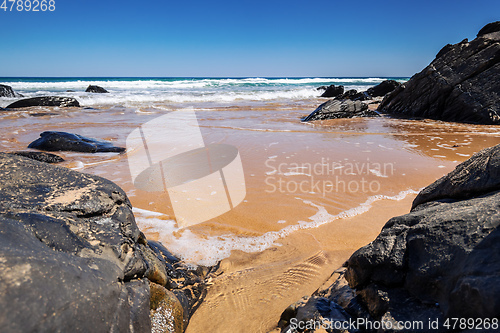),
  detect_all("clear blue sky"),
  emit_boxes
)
[0,0,498,77]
